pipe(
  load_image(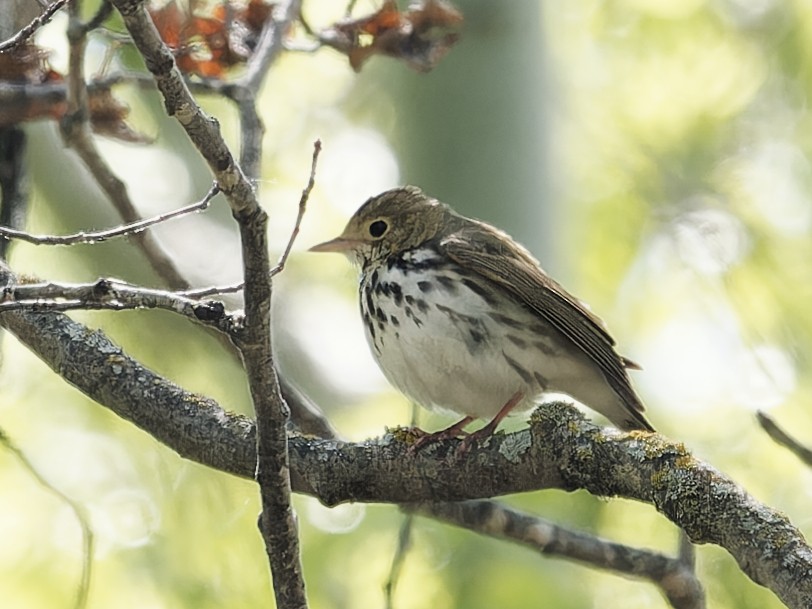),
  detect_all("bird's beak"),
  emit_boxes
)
[308,236,358,253]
